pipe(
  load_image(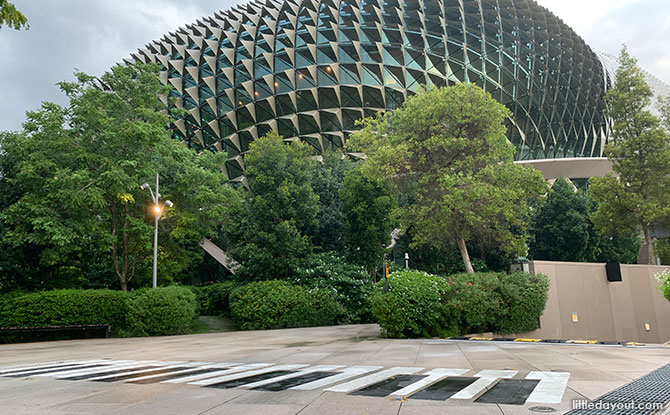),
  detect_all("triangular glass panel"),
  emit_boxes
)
[297,90,318,111]
[318,87,339,109]
[338,44,359,64]
[296,48,316,67]
[320,111,342,131]
[255,99,275,122]
[297,69,317,88]
[339,64,361,84]
[362,64,383,86]
[363,86,384,108]
[318,65,338,86]
[299,113,320,134]
[384,65,404,87]
[237,106,255,130]
[277,117,298,138]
